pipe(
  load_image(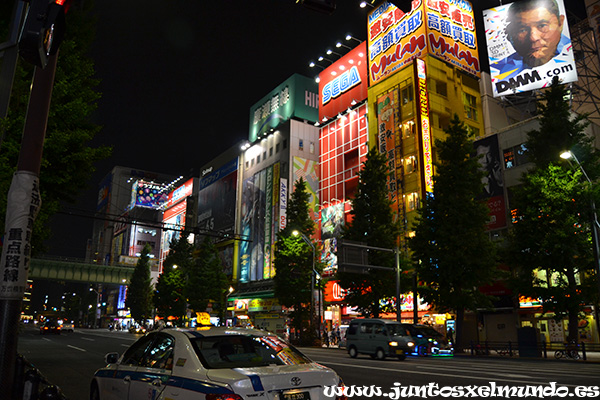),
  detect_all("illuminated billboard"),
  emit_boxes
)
[249,74,318,143]
[483,0,577,97]
[416,58,434,193]
[129,180,169,210]
[318,41,368,121]
[368,0,479,85]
